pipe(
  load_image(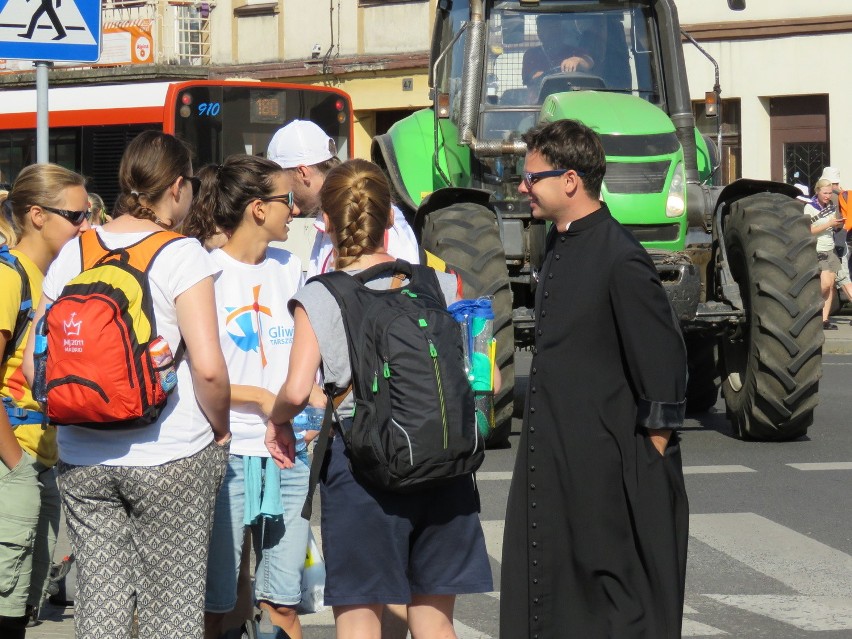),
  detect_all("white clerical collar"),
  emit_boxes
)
[562,221,571,232]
